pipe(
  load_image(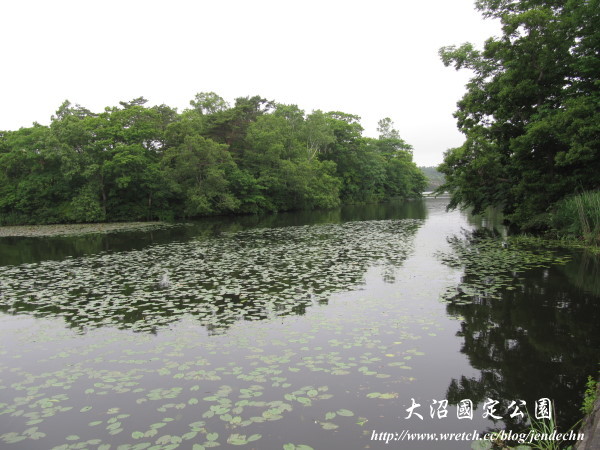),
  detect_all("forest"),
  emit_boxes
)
[0,95,426,225]
[438,0,599,236]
